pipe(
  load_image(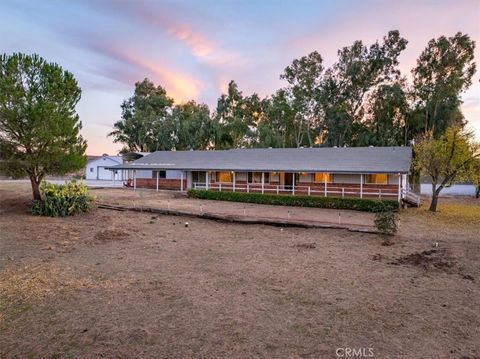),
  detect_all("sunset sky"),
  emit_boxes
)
[1,0,479,155]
